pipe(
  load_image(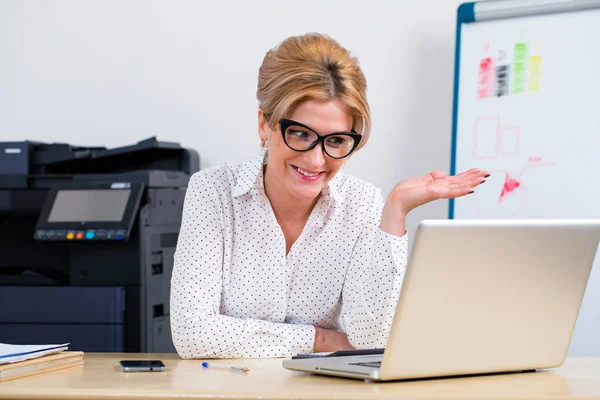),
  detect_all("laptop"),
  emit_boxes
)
[283,219,600,381]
